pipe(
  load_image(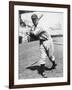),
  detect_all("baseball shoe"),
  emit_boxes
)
[41,72,47,78]
[38,64,47,78]
[51,61,57,69]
